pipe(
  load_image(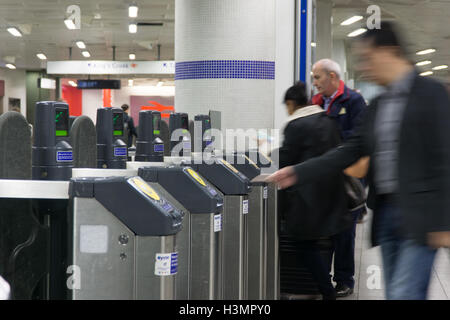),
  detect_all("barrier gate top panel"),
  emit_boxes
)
[138,166,223,214]
[184,158,251,195]
[69,176,183,236]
